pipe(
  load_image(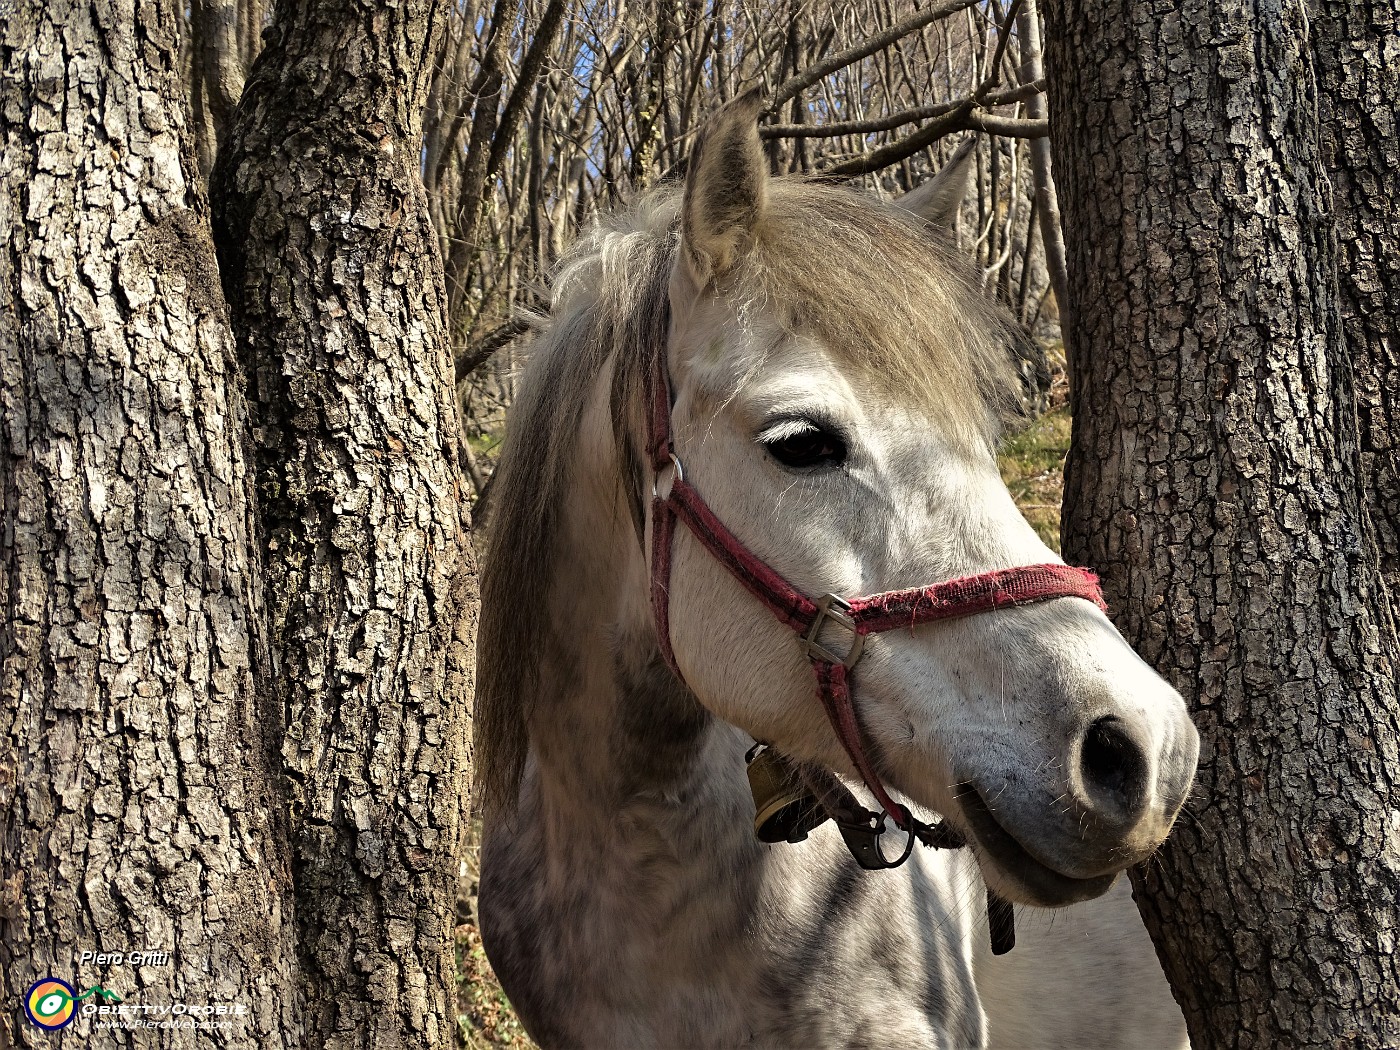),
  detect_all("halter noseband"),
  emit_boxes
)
[644,343,1107,954]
